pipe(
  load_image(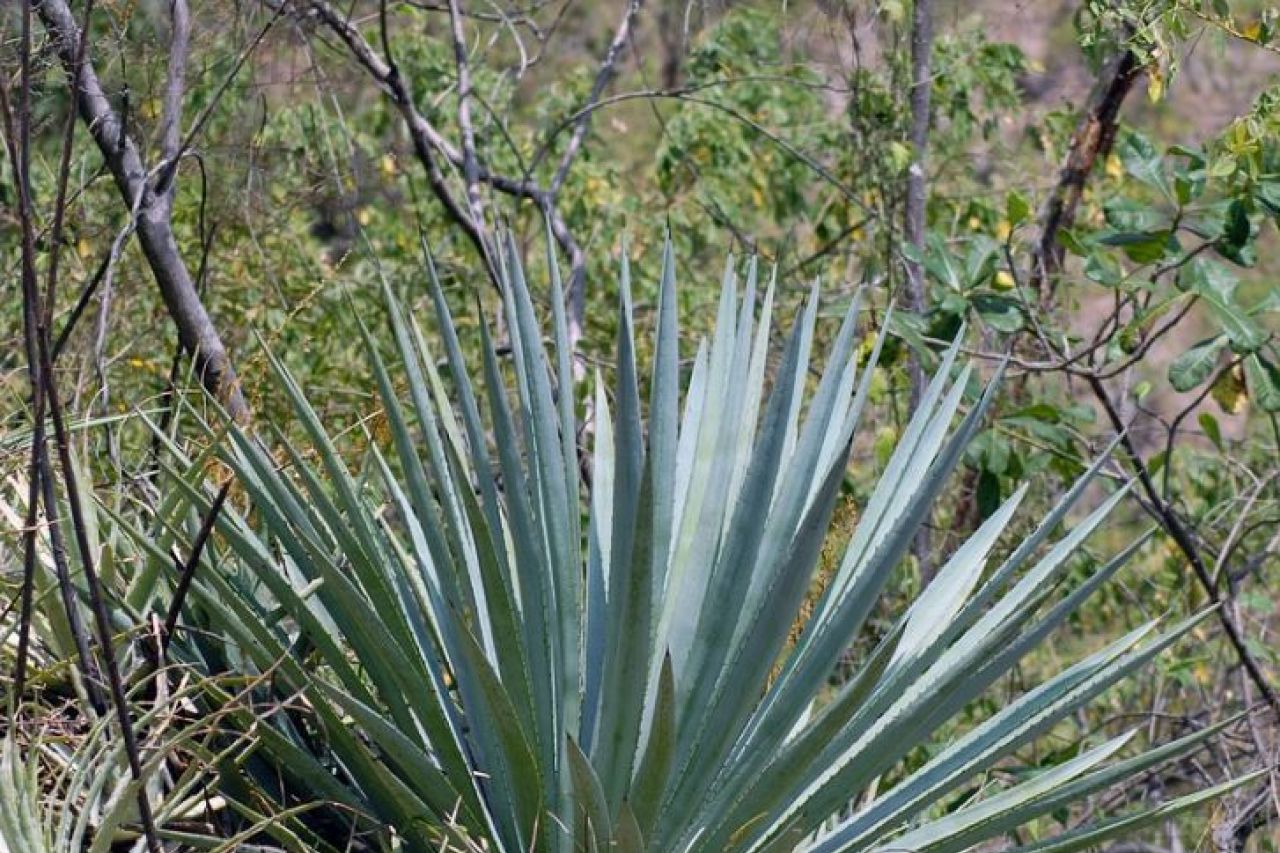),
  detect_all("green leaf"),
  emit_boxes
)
[963,238,1000,287]
[1083,250,1124,287]
[630,654,677,836]
[923,232,965,290]
[1102,197,1166,233]
[567,738,612,852]
[1199,411,1223,450]
[1117,130,1169,196]
[1216,198,1257,266]
[970,292,1023,332]
[1005,190,1031,227]
[1168,336,1226,392]
[1181,258,1263,352]
[1255,180,1280,217]
[1097,229,1176,264]
[1244,354,1280,412]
